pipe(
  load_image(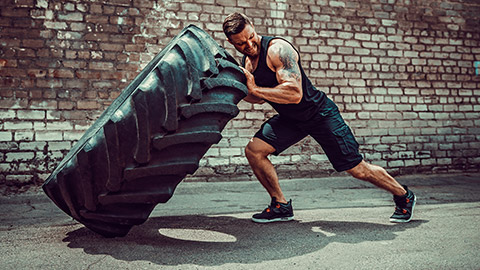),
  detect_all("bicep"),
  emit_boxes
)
[270,42,302,86]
